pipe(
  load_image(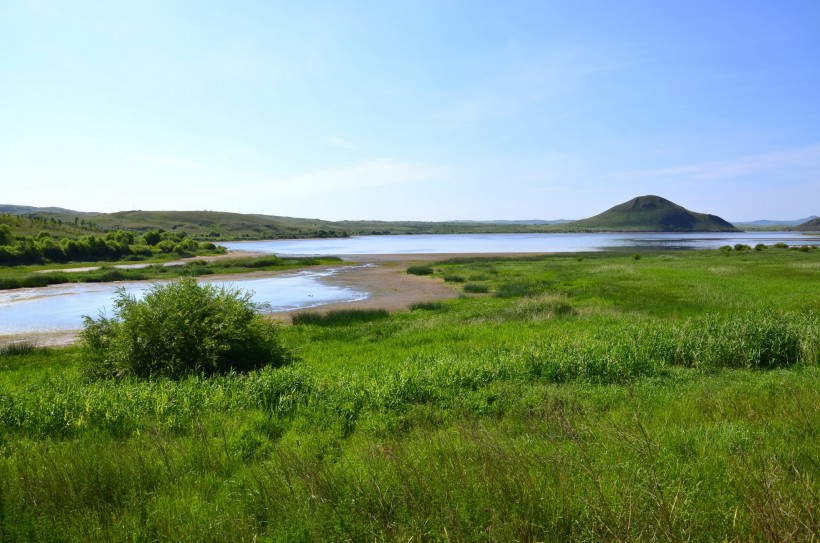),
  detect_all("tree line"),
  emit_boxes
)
[0,225,217,265]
